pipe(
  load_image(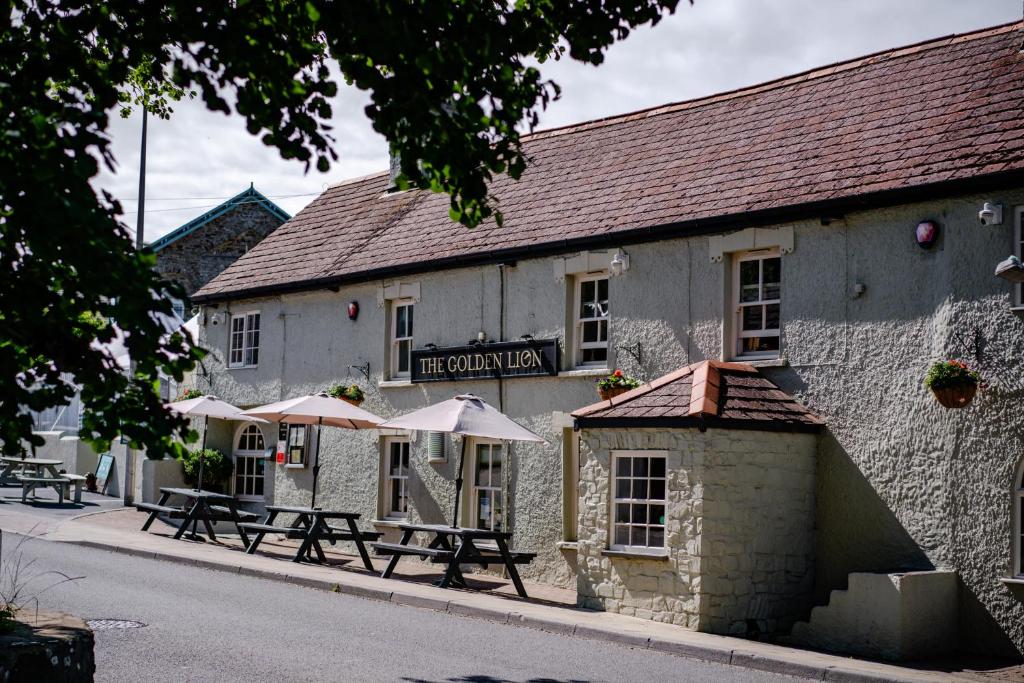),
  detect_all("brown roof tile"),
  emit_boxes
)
[195,22,1024,302]
[572,361,823,433]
